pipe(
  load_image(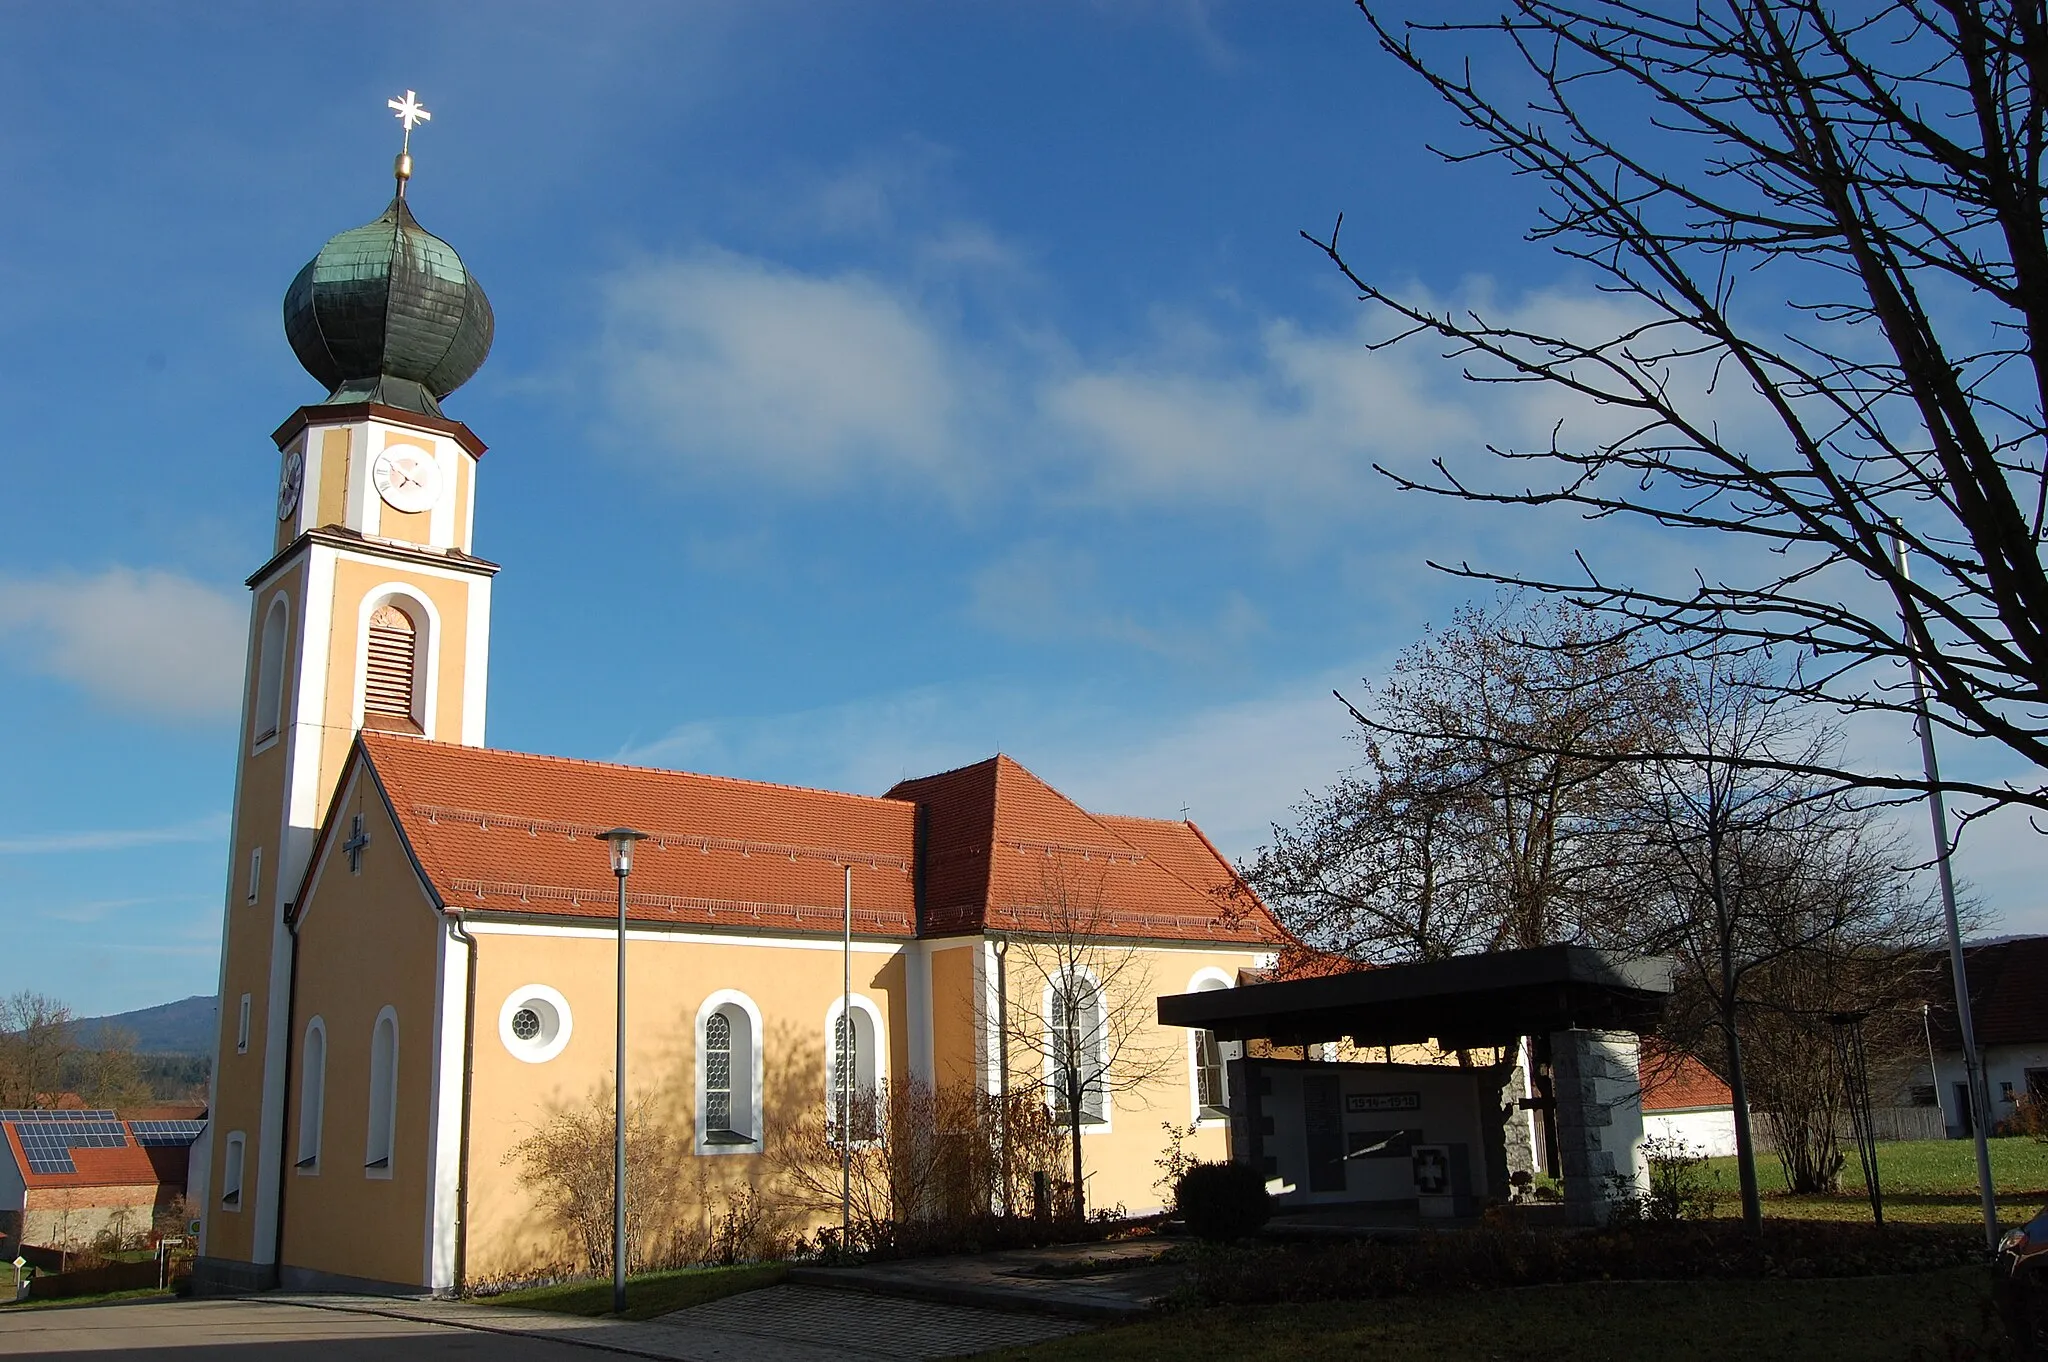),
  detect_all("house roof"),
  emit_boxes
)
[356,732,921,936]
[350,735,1285,946]
[1925,936,2048,1049]
[1639,1042,1733,1113]
[887,756,1287,945]
[0,1111,197,1192]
